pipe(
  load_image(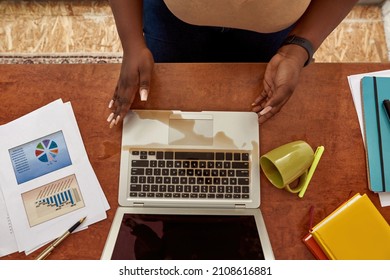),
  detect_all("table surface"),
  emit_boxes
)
[1,62,390,260]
